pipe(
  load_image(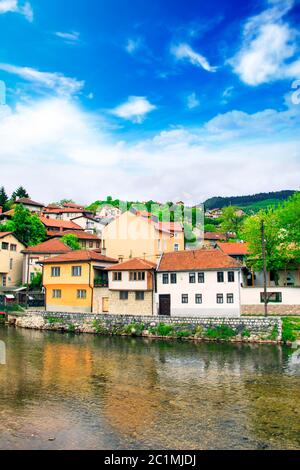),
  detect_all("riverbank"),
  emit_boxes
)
[9,311,283,344]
